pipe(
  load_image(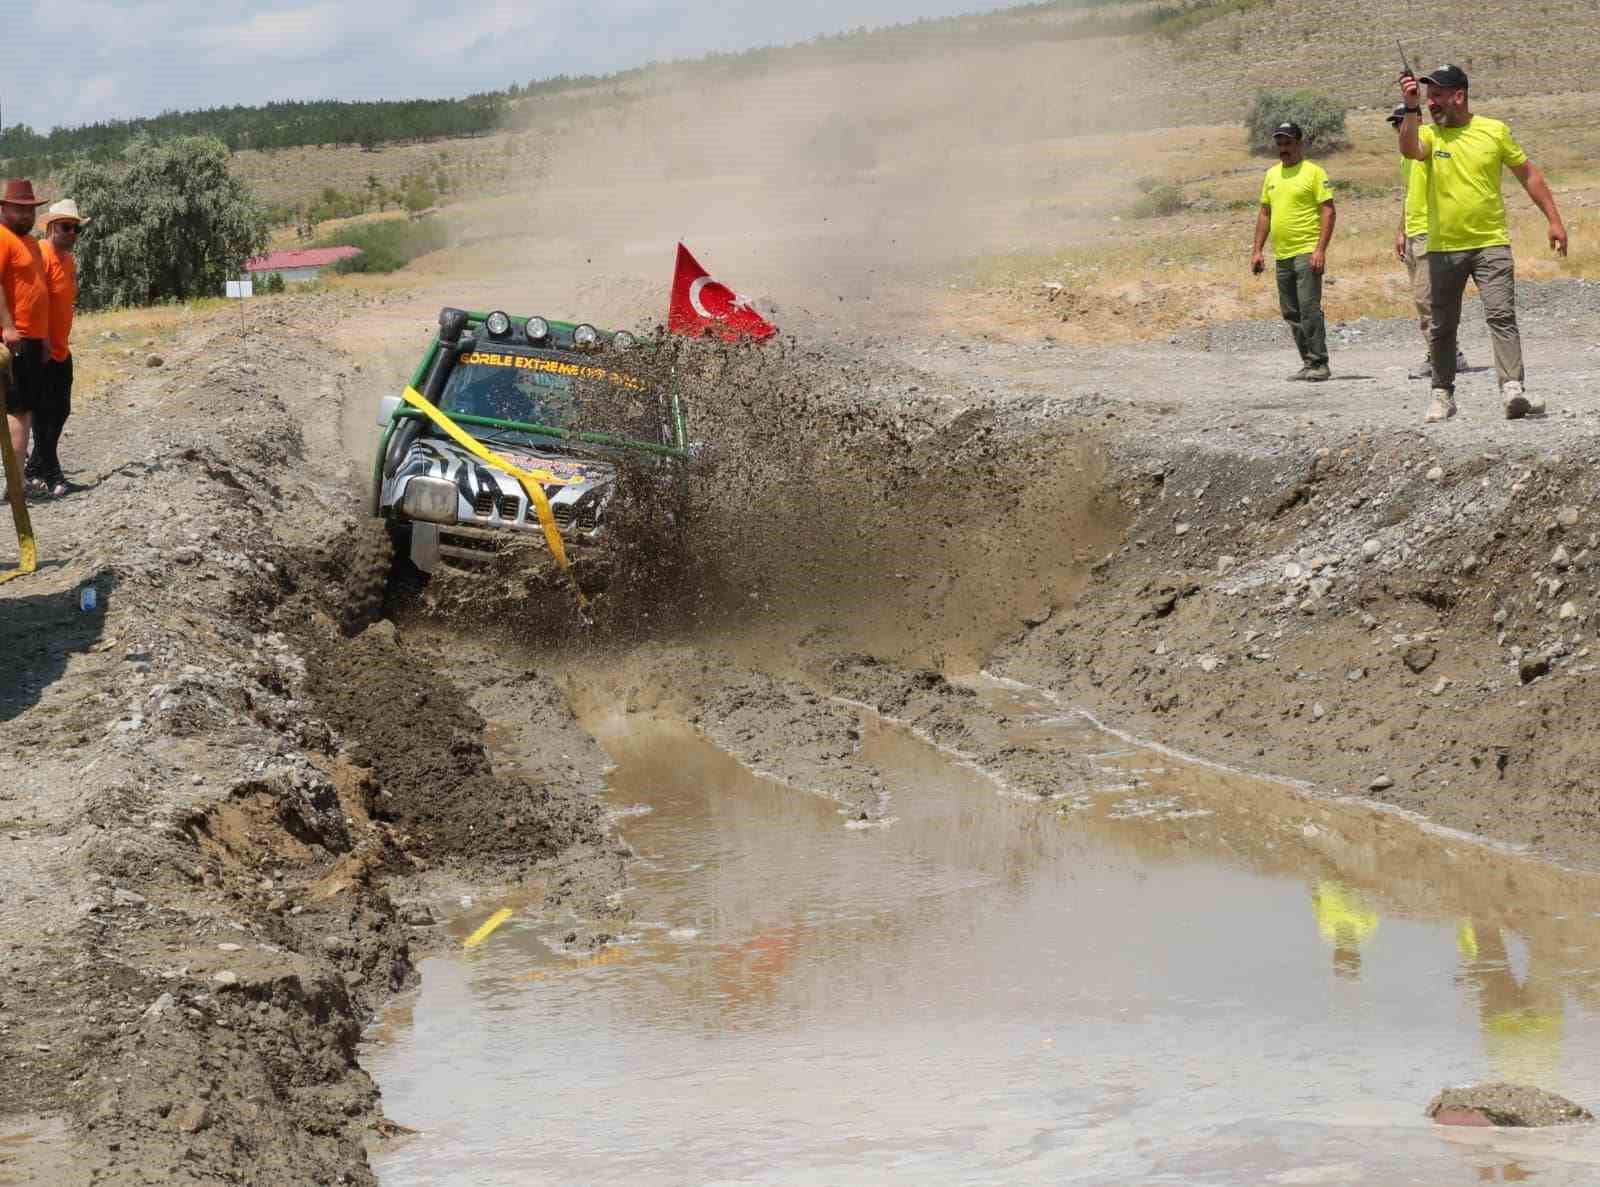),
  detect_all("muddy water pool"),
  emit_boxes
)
[369,683,1600,1185]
